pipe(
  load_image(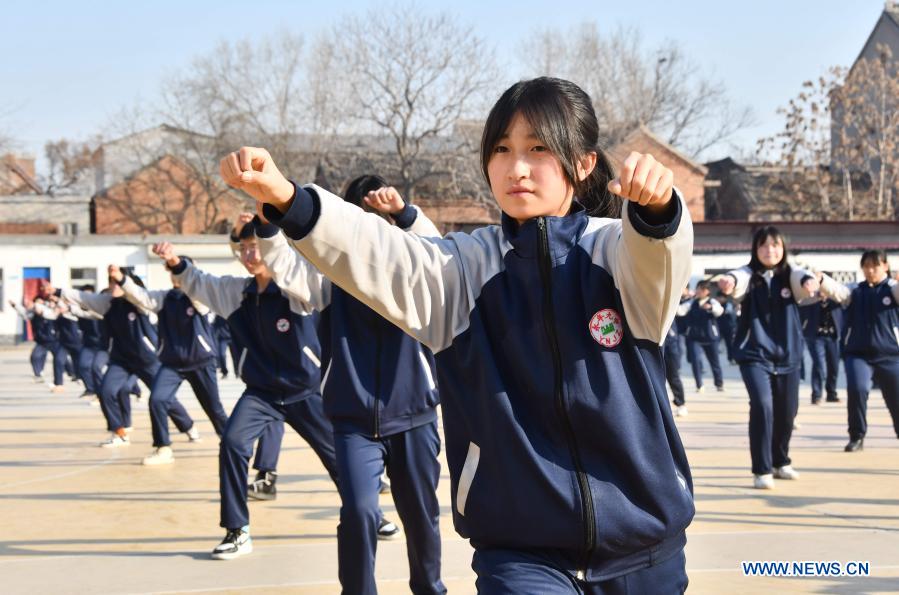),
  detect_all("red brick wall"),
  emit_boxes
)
[94,156,246,234]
